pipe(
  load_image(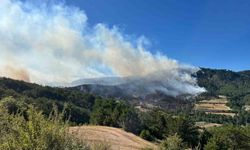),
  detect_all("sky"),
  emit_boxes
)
[65,0,250,71]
